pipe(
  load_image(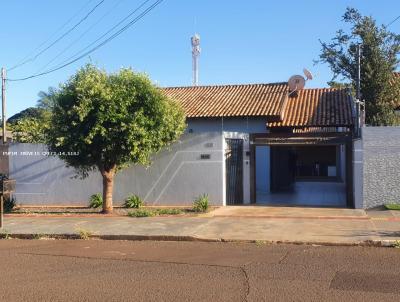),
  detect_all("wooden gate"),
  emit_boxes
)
[225,139,243,205]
